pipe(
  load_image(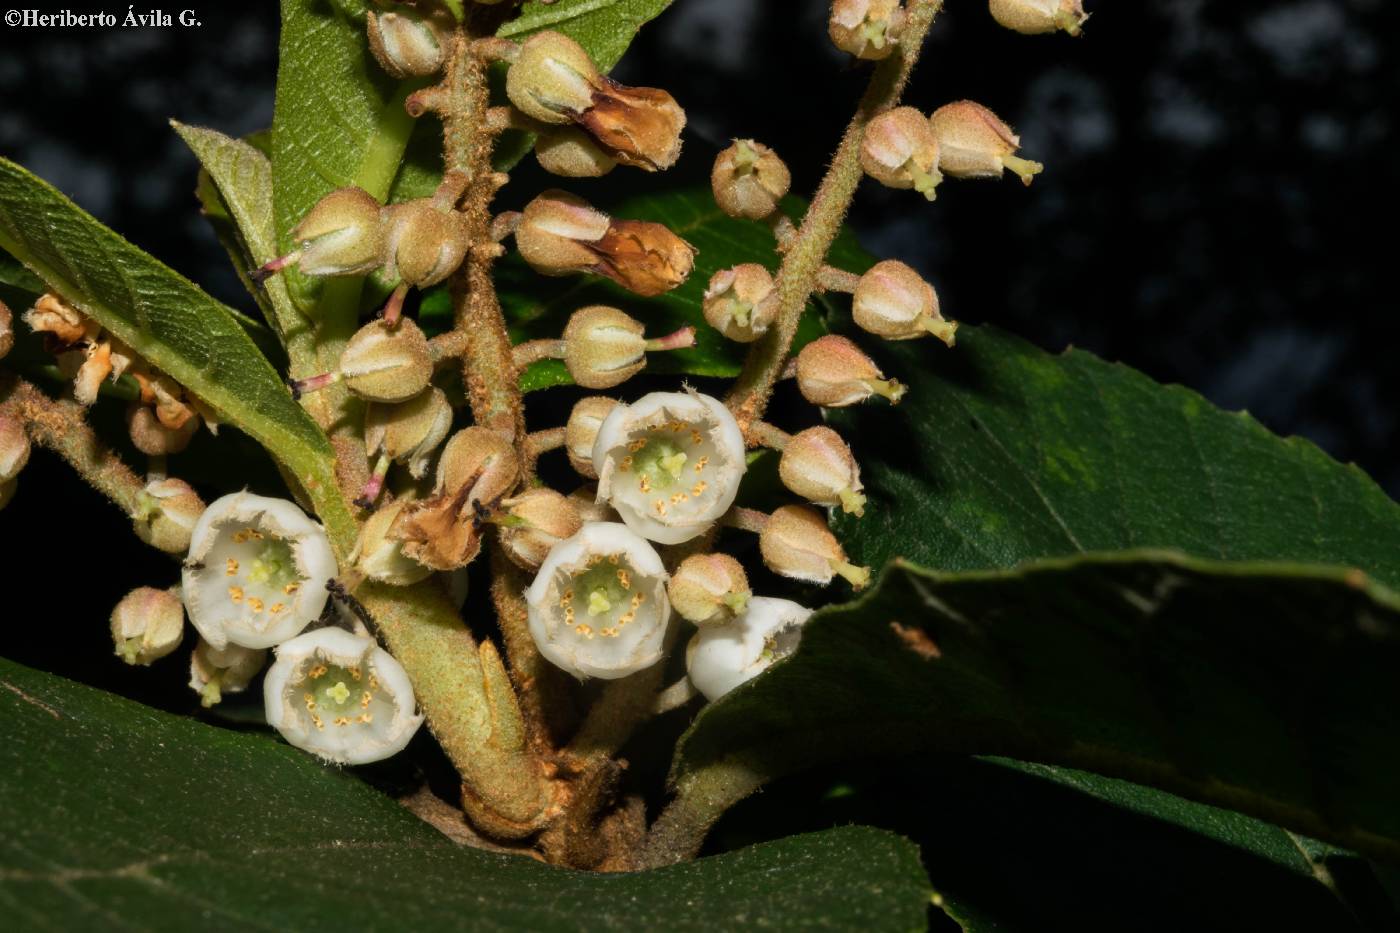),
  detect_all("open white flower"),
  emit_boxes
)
[592,390,745,544]
[181,492,336,650]
[525,522,671,679]
[686,596,812,701]
[263,627,423,765]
